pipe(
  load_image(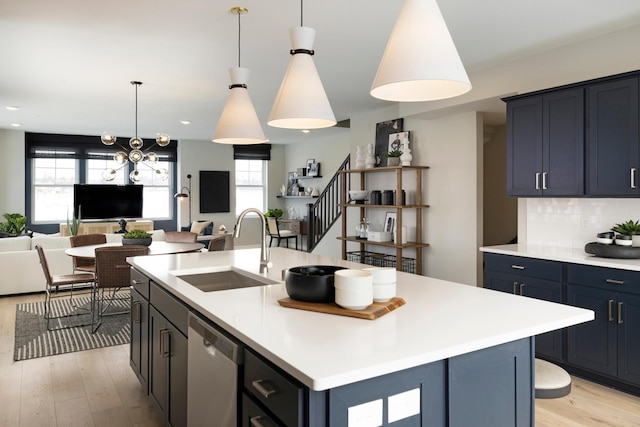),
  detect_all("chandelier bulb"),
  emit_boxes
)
[129,149,144,163]
[146,152,158,163]
[114,151,128,165]
[156,168,169,181]
[156,133,170,147]
[102,169,117,181]
[129,169,142,182]
[101,132,116,145]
